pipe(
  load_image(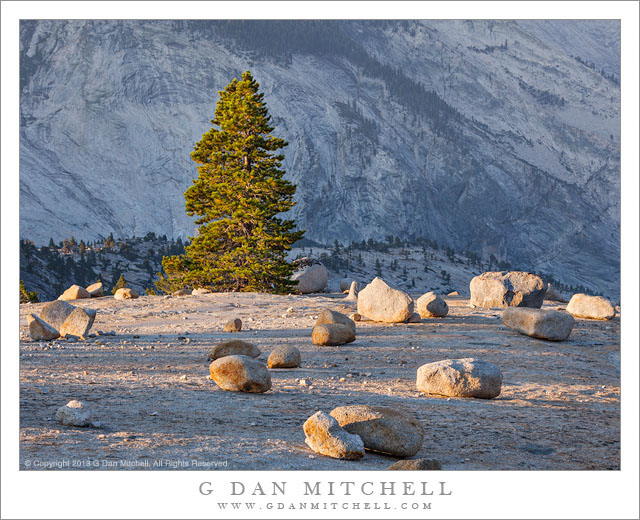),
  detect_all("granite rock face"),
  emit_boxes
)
[19,20,620,300]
